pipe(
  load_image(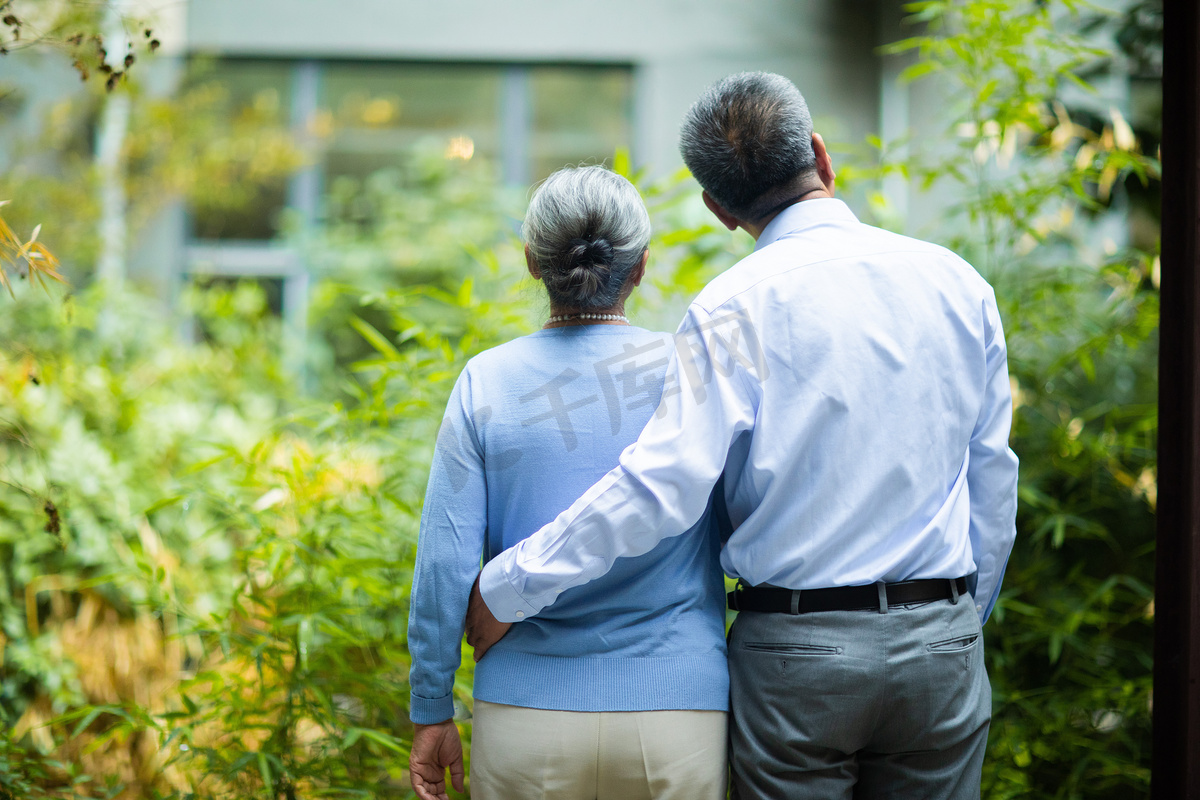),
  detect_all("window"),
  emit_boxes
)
[530,66,634,180]
[181,59,635,368]
[186,59,636,242]
[320,63,502,184]
[186,60,293,241]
